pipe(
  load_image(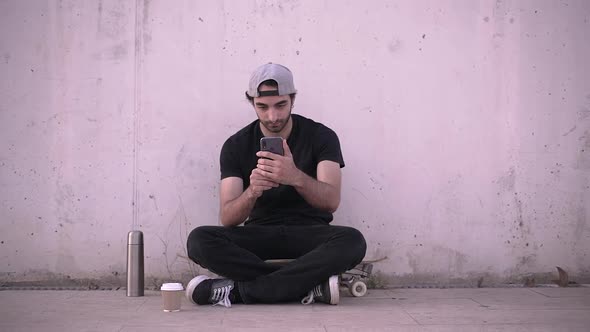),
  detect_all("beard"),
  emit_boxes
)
[260,110,291,134]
